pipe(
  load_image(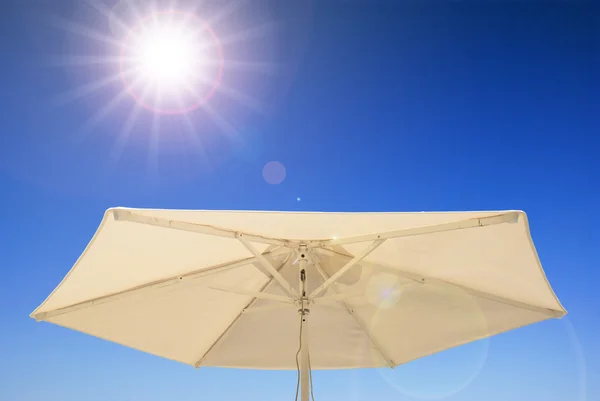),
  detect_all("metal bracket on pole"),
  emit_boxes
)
[309,239,385,298]
[238,234,298,298]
